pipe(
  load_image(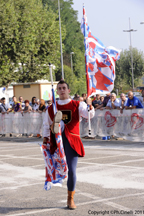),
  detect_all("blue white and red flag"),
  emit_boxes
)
[81,5,121,97]
[41,87,67,190]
